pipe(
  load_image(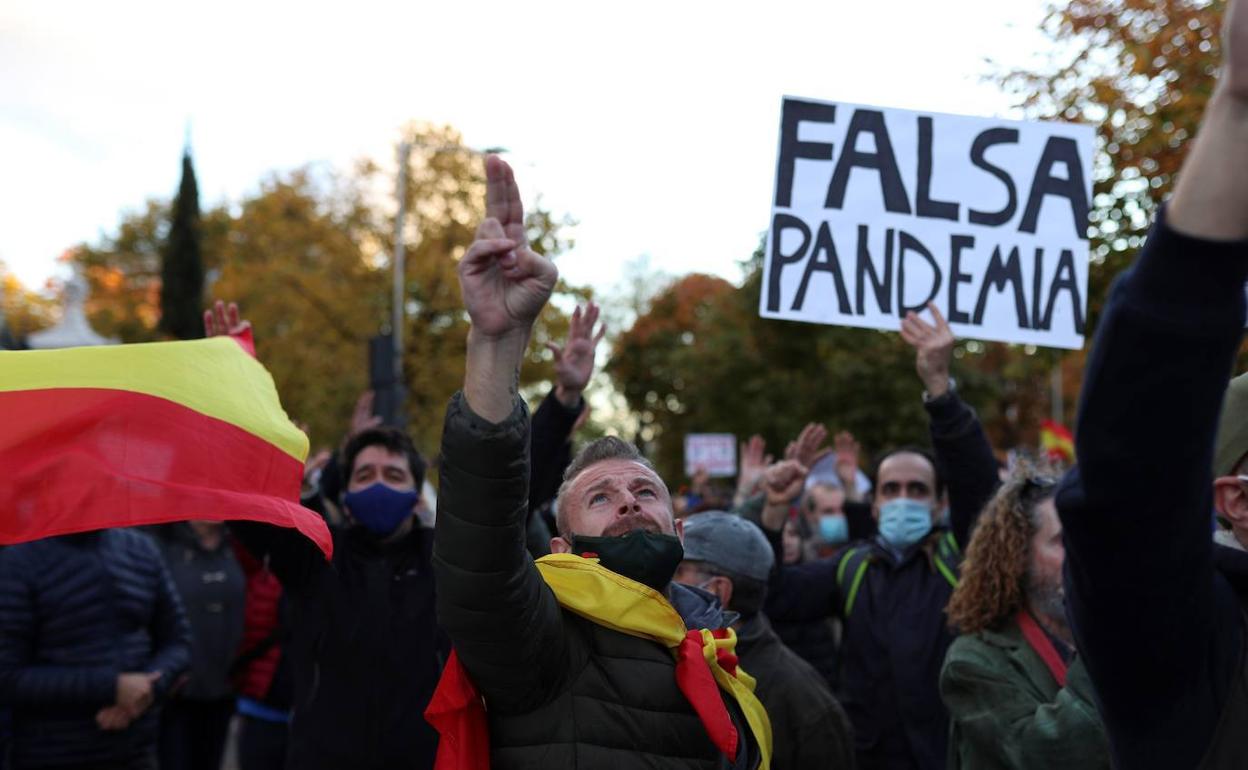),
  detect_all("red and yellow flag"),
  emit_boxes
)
[1040,419,1075,464]
[0,331,331,558]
